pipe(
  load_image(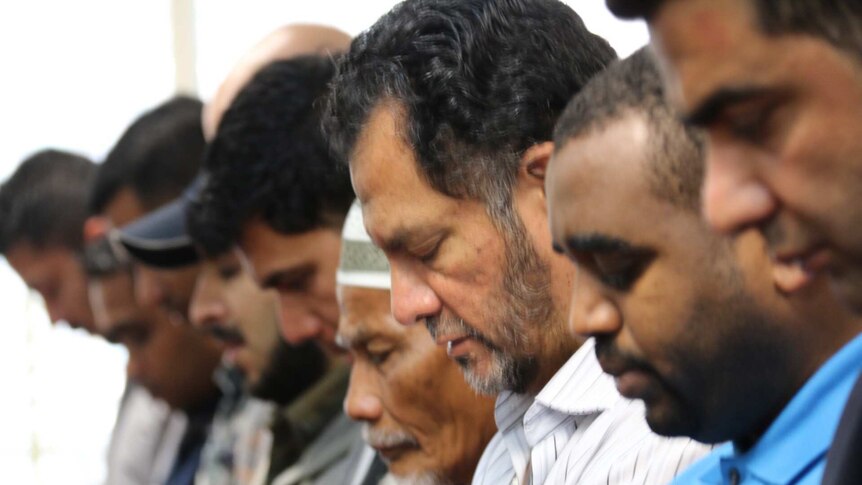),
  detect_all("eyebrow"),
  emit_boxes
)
[380,226,444,254]
[684,86,772,127]
[261,263,316,289]
[336,326,379,350]
[564,233,639,254]
[104,320,146,343]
